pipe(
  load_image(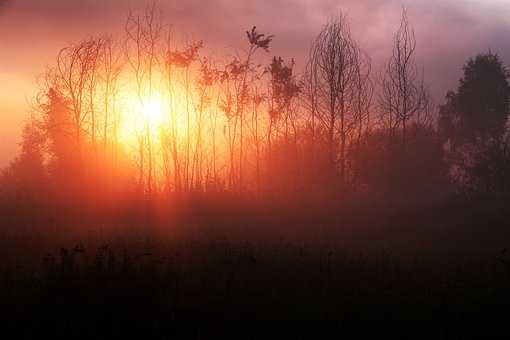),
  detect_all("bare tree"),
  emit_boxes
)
[302,45,320,152]
[124,1,163,193]
[240,27,272,190]
[220,26,272,191]
[305,13,362,184]
[167,40,202,191]
[85,38,104,156]
[266,56,300,161]
[353,51,373,146]
[378,8,429,146]
[100,37,122,161]
[250,88,265,194]
[54,39,97,152]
